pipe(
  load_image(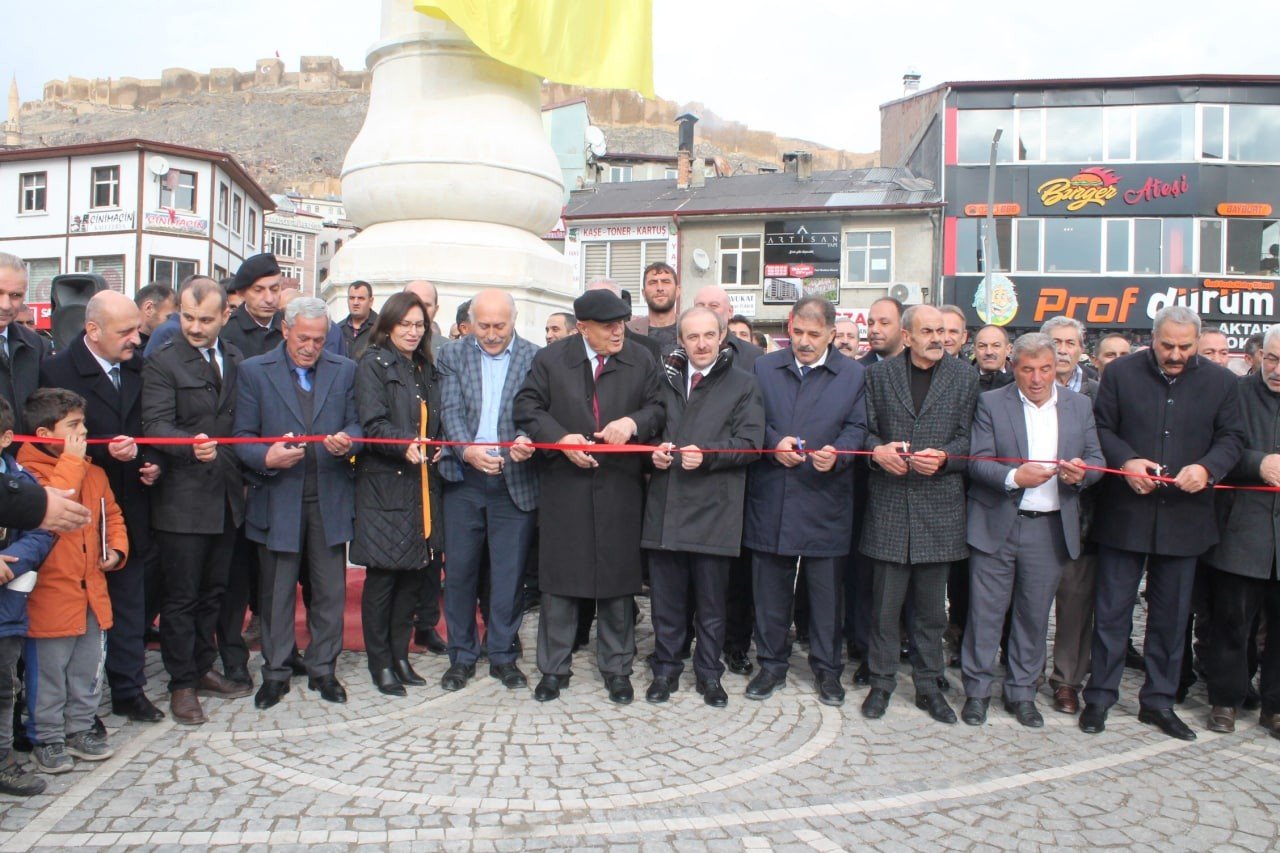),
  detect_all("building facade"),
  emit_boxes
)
[882,75,1280,349]
[0,138,272,323]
